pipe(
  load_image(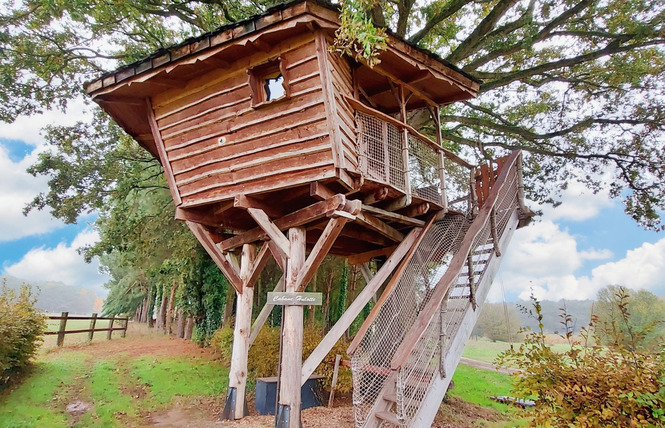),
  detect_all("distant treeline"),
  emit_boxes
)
[0,275,101,315]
